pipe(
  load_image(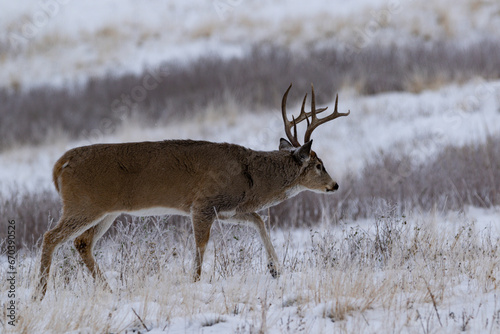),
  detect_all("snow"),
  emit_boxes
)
[4,207,497,333]
[1,0,500,333]
[2,0,500,89]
